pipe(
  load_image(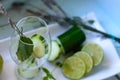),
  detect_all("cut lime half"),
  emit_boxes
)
[62,56,86,79]
[74,51,93,74]
[82,43,104,66]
